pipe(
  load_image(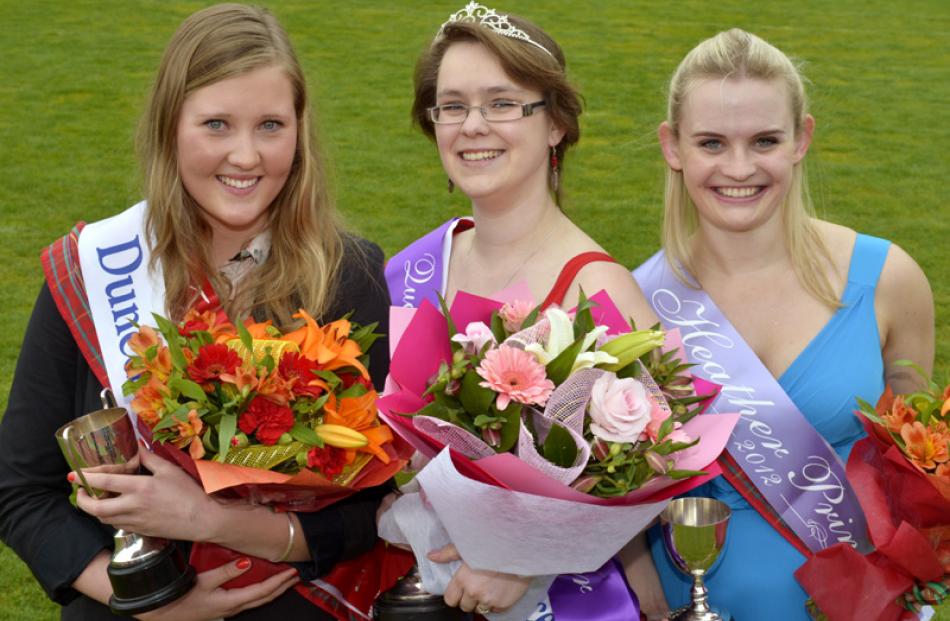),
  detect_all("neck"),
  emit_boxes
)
[467,176,560,250]
[691,219,790,280]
